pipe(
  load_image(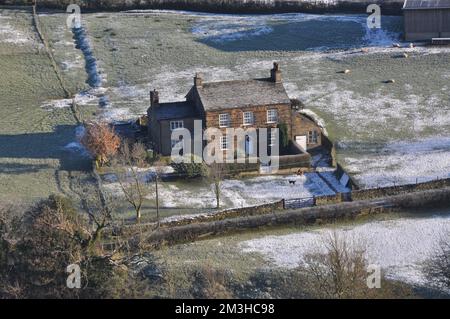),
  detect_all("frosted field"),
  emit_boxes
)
[102,170,344,219]
[34,9,450,189]
[240,211,450,288]
[0,8,93,204]
[0,7,447,202]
